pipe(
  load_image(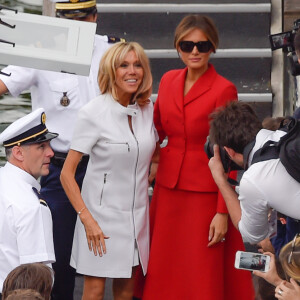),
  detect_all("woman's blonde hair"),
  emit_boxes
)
[174,14,219,53]
[98,41,152,106]
[279,235,300,282]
